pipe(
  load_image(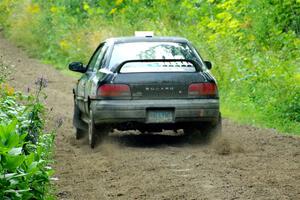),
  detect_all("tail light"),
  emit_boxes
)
[188,83,217,97]
[98,84,131,98]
